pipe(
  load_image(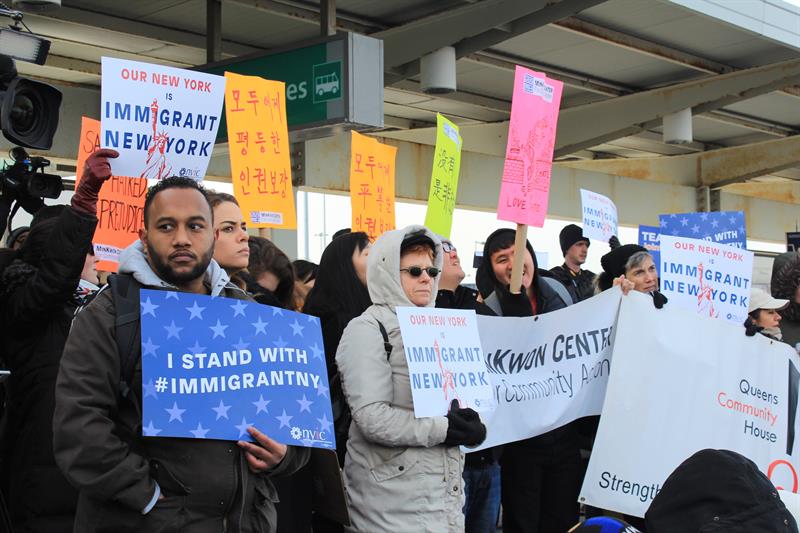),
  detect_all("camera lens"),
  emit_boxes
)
[10,89,39,135]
